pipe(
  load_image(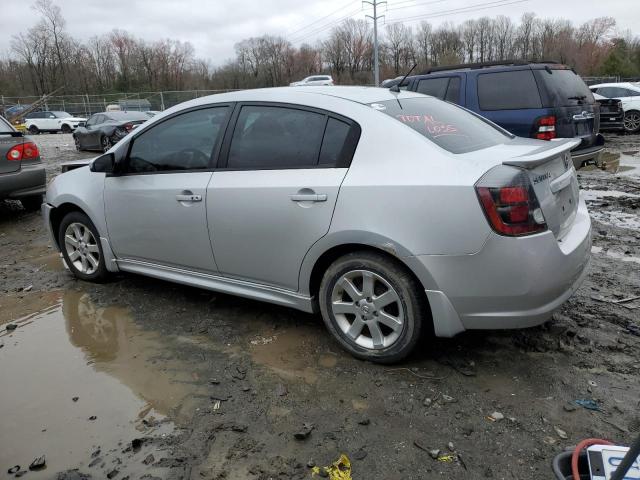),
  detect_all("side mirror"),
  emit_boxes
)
[90,153,115,174]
